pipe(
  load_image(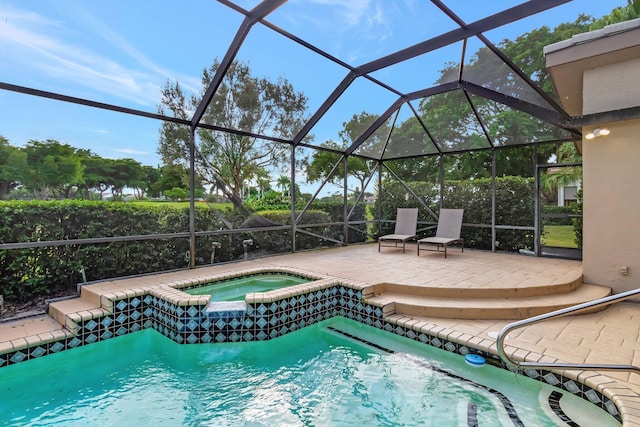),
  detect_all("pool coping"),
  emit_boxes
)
[1,265,638,426]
